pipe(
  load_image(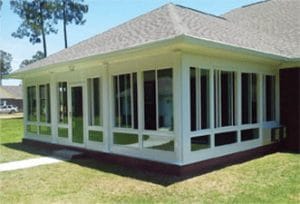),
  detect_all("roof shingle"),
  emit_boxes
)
[16,1,300,73]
